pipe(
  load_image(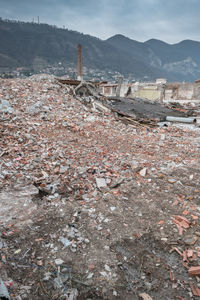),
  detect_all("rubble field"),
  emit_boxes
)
[0,75,200,300]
